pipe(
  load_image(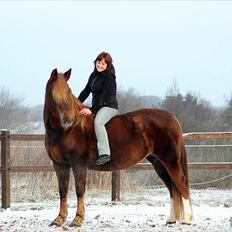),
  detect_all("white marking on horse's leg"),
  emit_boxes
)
[166,199,176,224]
[181,196,192,224]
